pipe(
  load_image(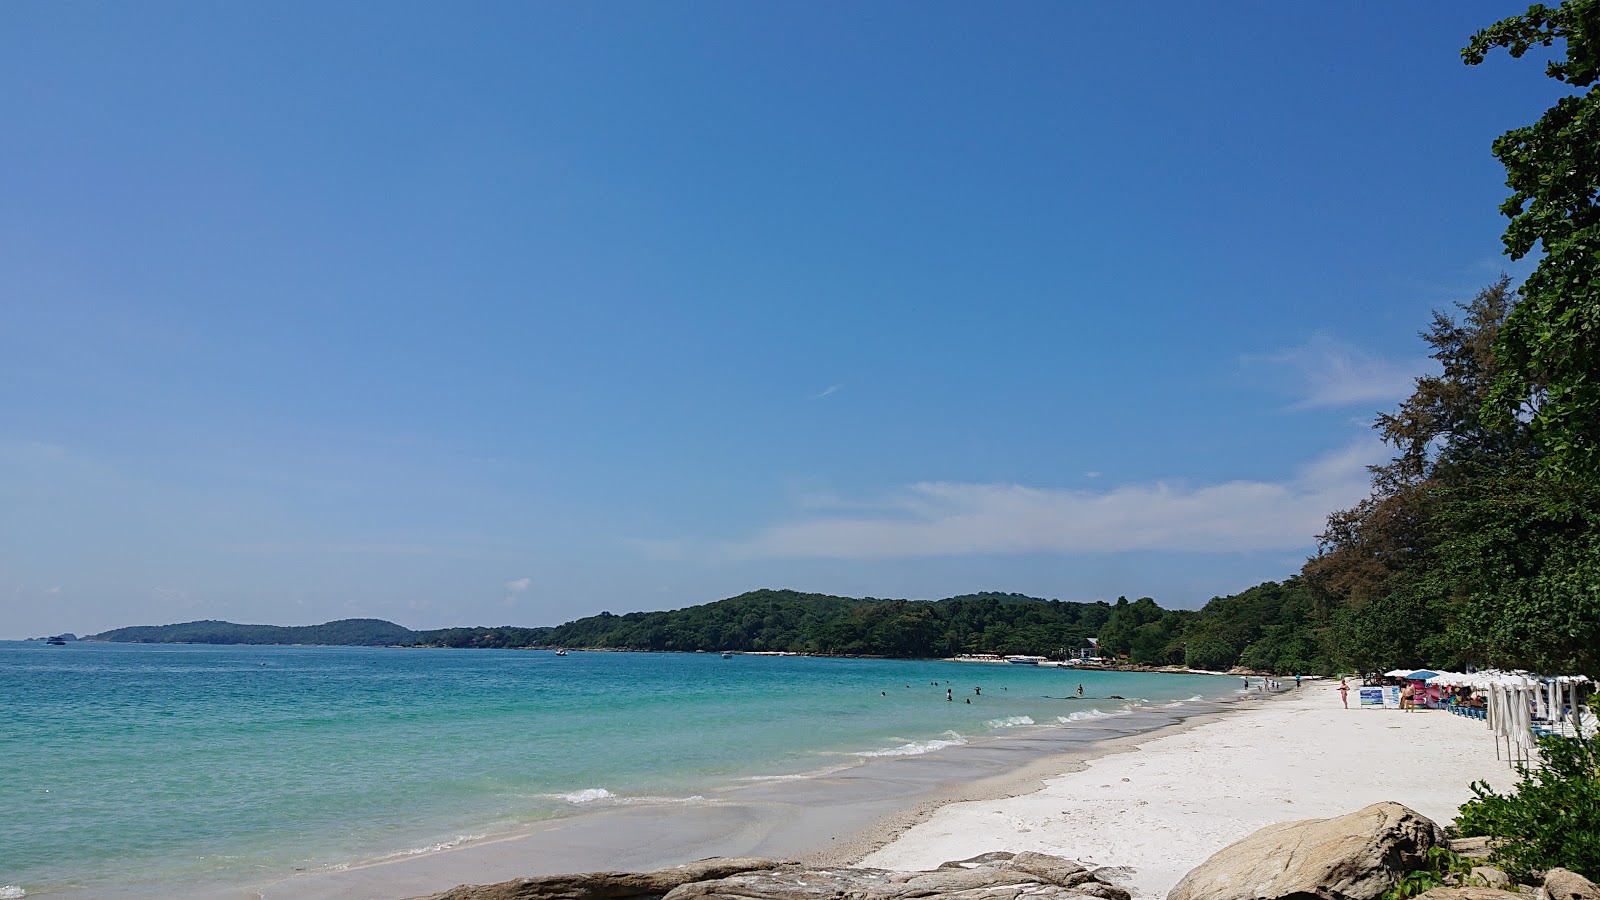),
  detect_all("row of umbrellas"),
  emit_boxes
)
[1380,669,1594,765]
